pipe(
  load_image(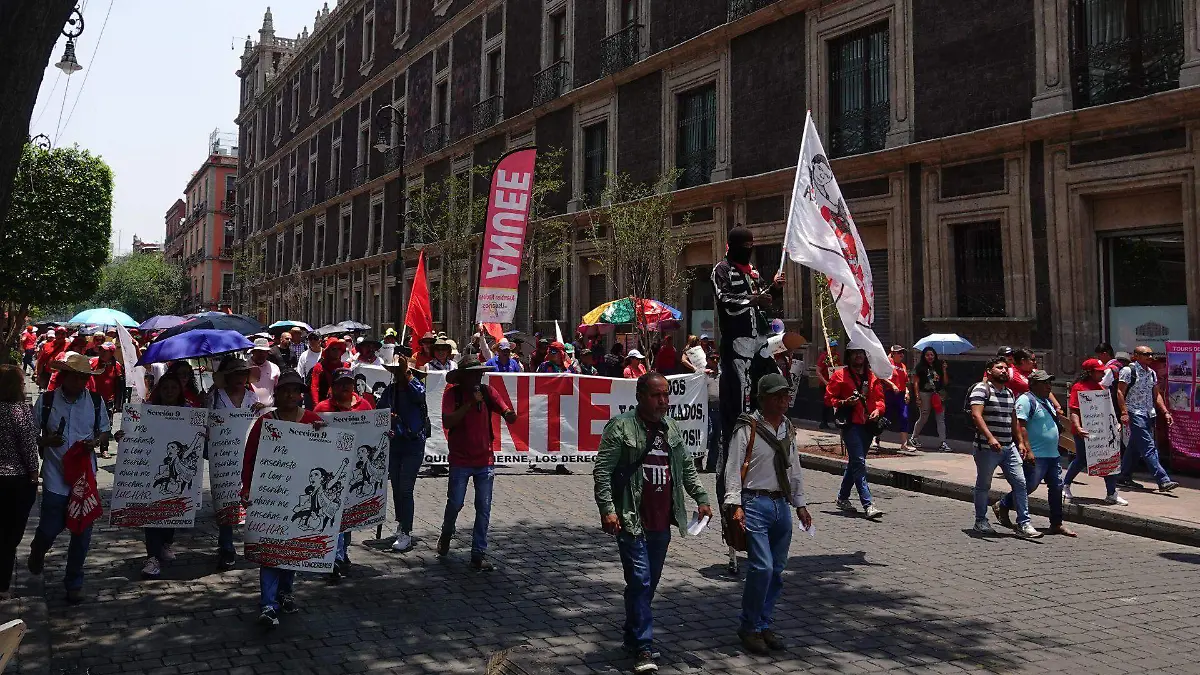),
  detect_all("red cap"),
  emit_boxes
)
[1081,358,1105,372]
[549,341,566,352]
